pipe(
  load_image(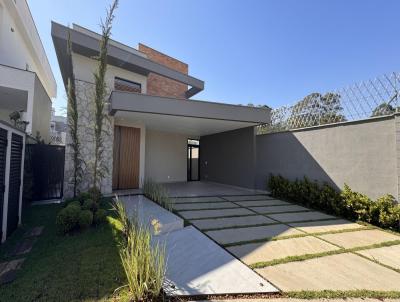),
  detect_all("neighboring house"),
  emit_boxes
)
[0,0,56,143]
[50,108,67,145]
[52,23,270,197]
